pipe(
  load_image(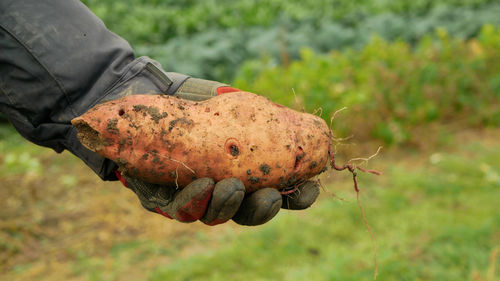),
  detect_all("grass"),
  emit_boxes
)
[0,125,499,281]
